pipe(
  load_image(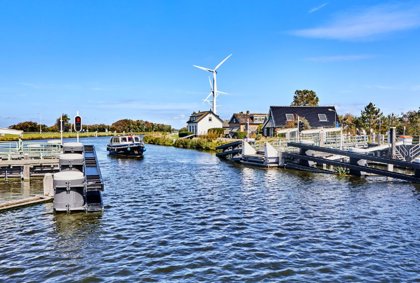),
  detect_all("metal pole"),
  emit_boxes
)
[60,114,63,145]
[76,111,80,143]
